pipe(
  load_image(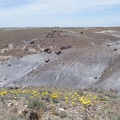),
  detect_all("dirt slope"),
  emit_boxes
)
[0,27,120,92]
